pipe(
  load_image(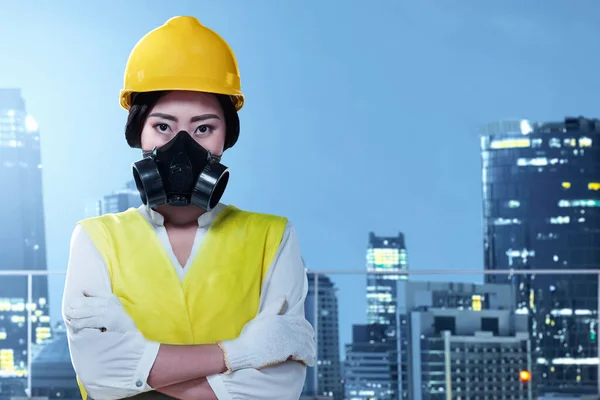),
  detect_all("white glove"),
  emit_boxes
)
[218,297,316,374]
[63,292,138,333]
